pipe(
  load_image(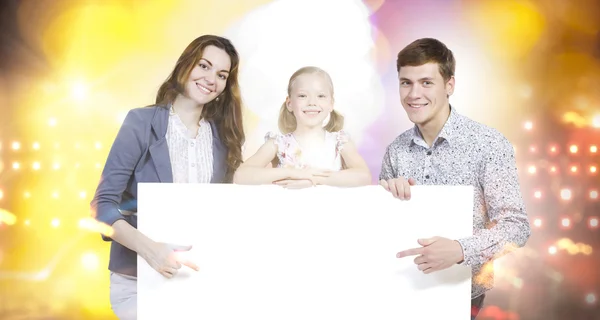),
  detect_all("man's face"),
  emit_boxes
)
[398,62,454,128]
